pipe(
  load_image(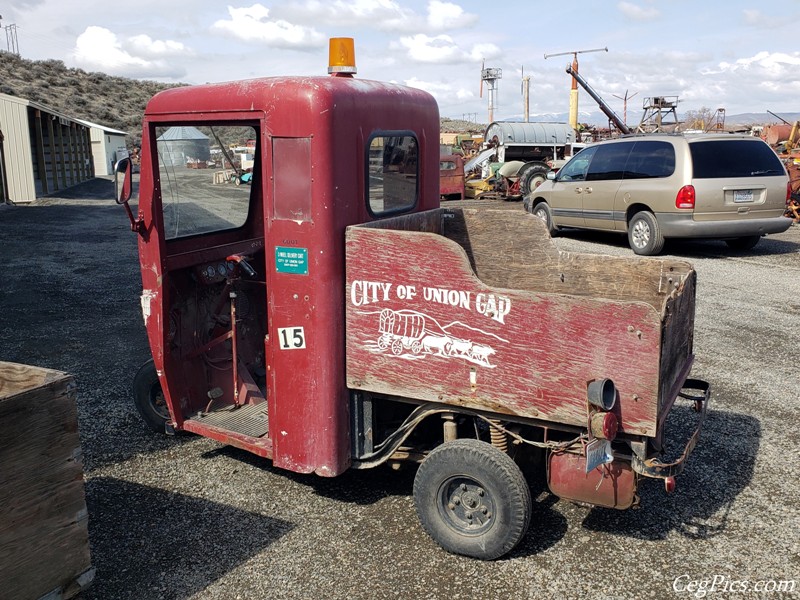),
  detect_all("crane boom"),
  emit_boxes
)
[543,47,608,60]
